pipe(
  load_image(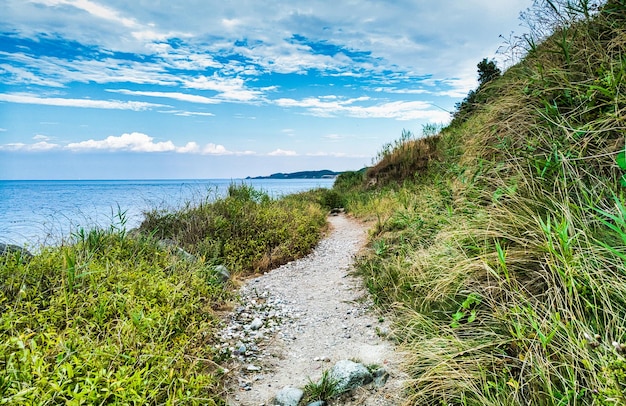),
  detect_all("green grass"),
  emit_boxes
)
[140,184,327,275]
[301,369,342,404]
[0,184,330,404]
